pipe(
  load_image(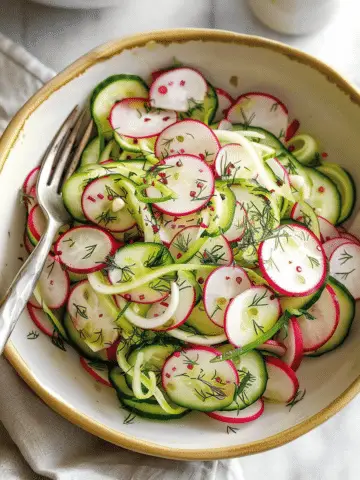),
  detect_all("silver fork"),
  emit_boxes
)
[0,106,93,353]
